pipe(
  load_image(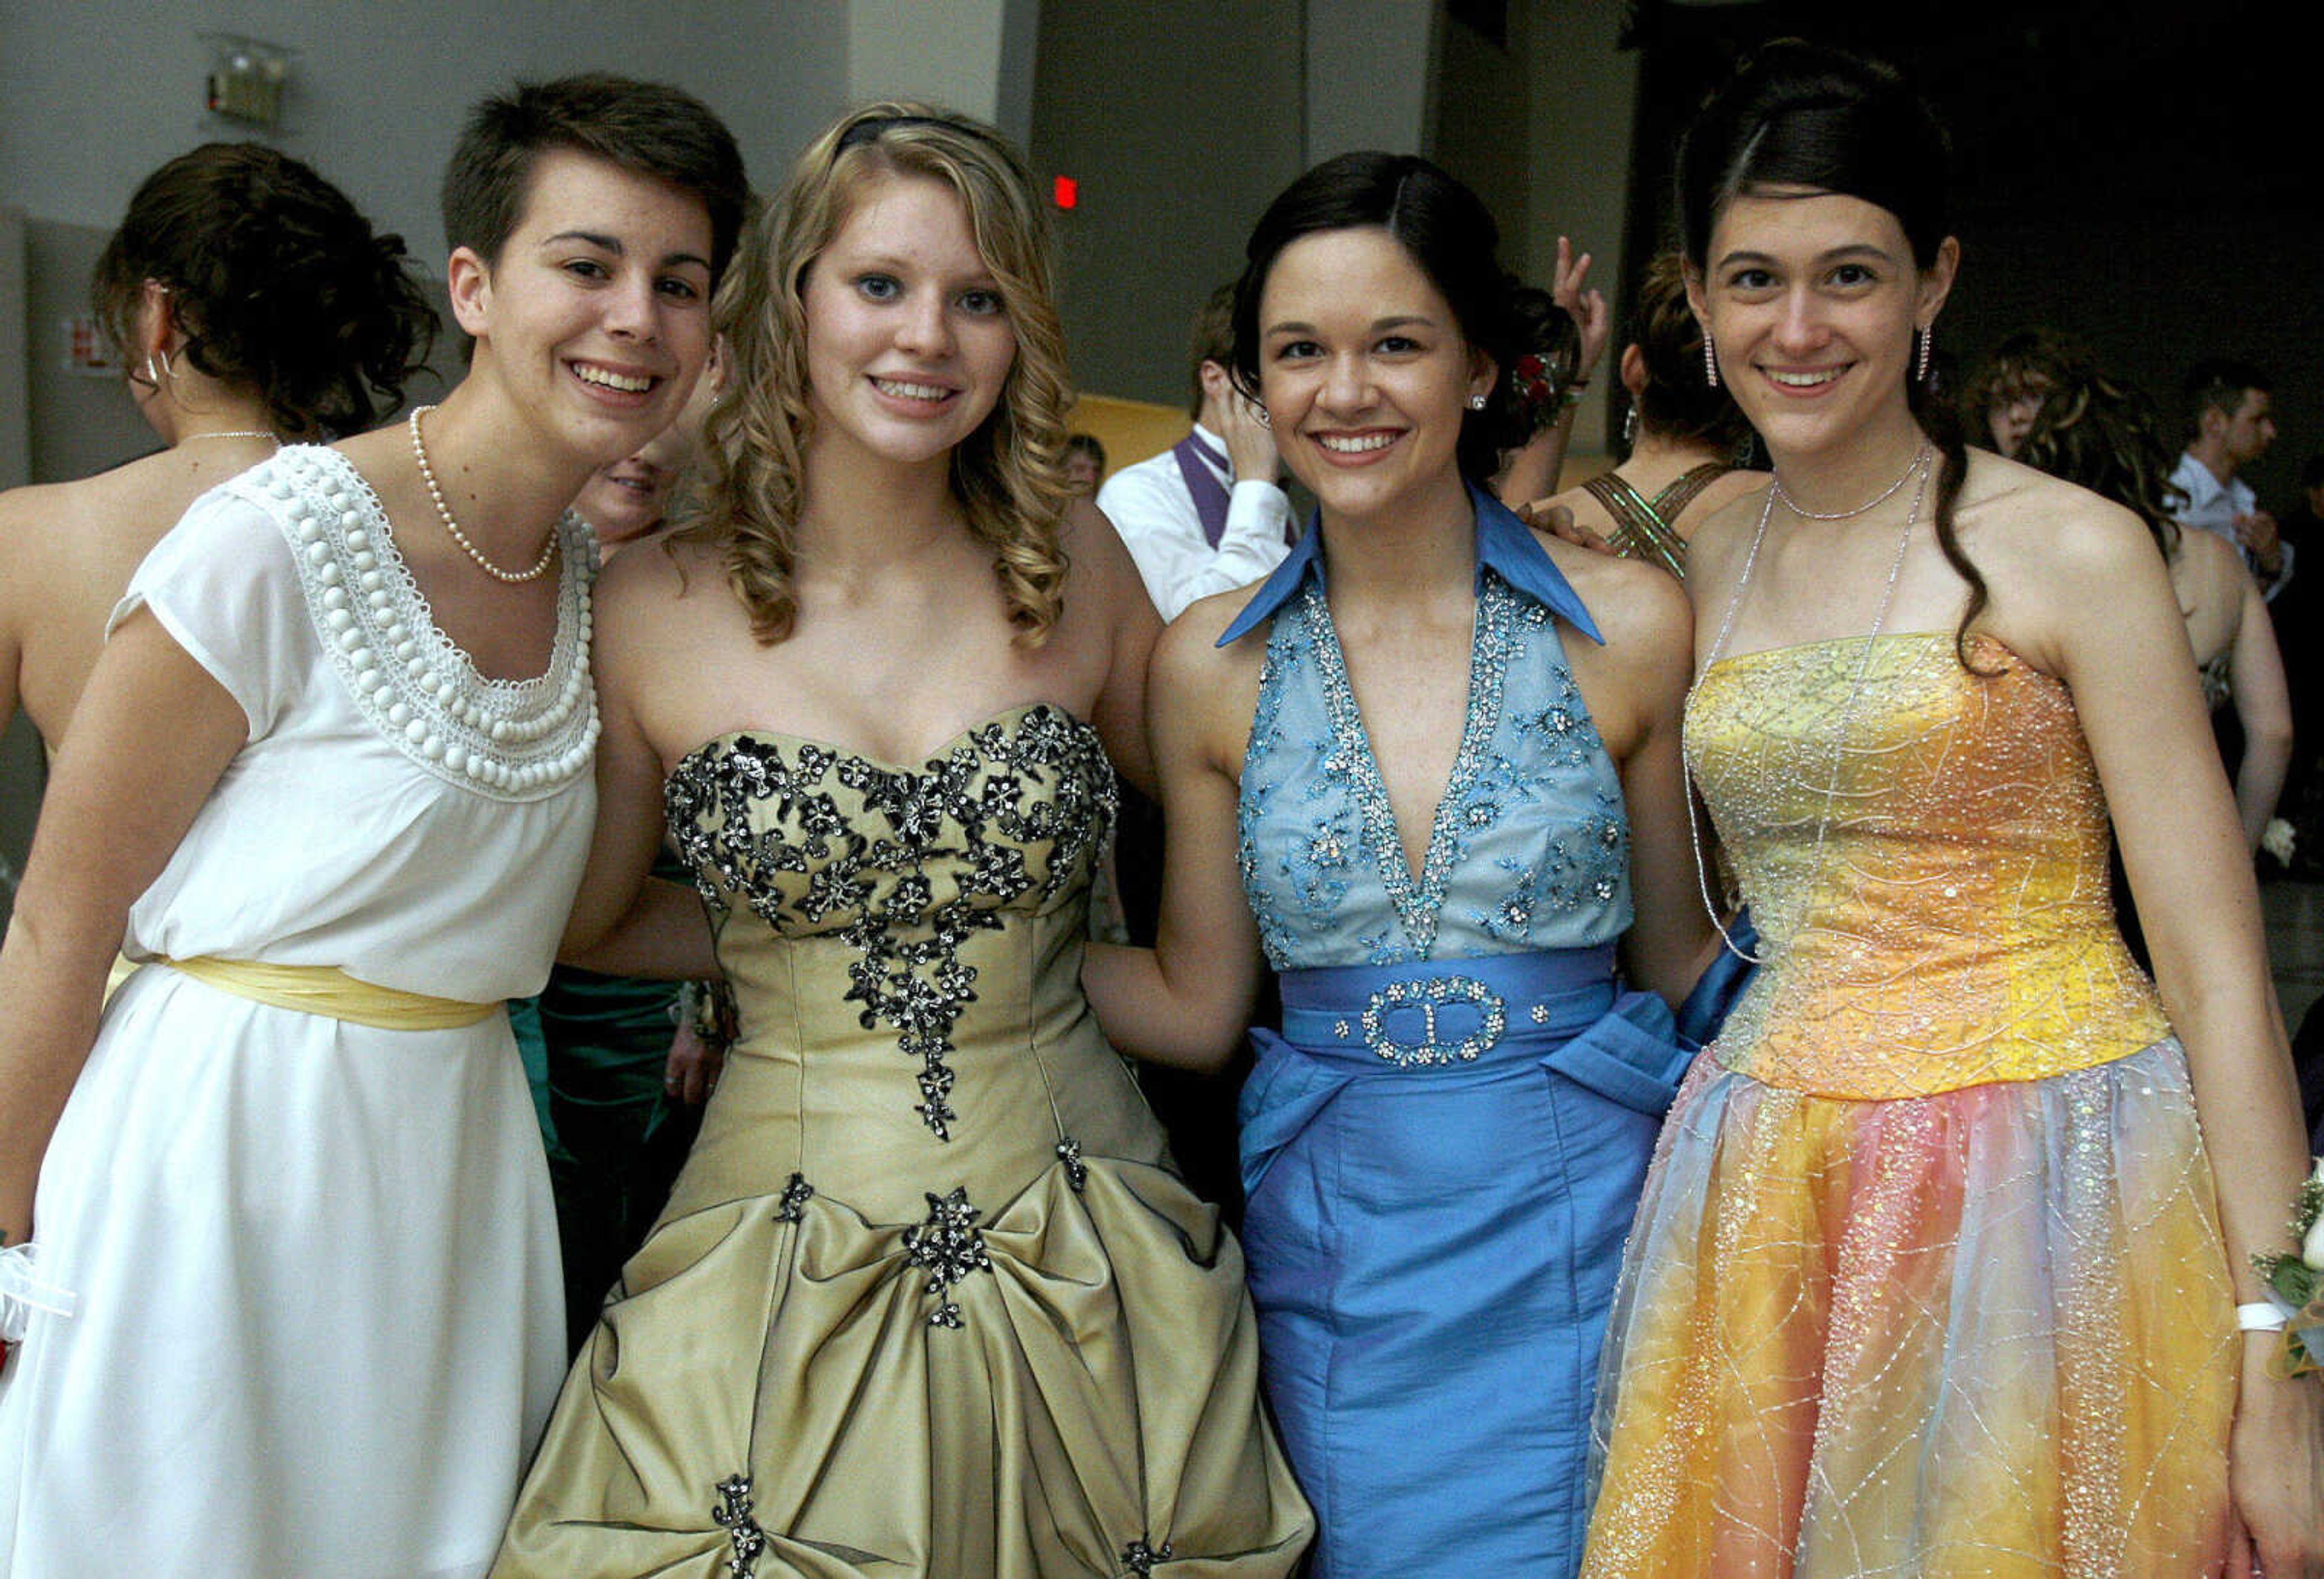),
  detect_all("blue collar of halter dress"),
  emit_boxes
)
[1214,480,1605,648]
